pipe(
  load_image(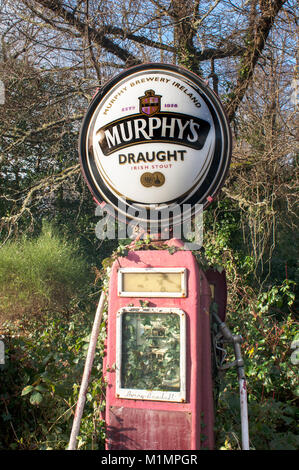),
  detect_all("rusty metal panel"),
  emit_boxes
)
[107,406,192,450]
